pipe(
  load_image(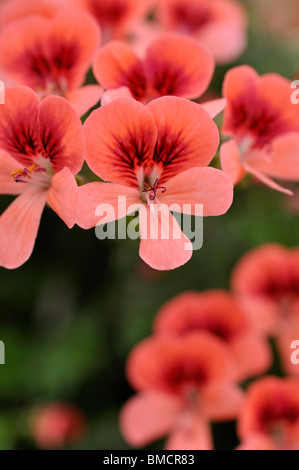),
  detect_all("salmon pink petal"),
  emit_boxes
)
[46,167,79,229]
[166,416,213,450]
[200,98,226,119]
[93,41,147,101]
[230,331,272,381]
[243,162,293,196]
[220,139,246,185]
[201,382,244,421]
[0,86,40,166]
[145,33,214,99]
[199,22,247,64]
[158,166,233,216]
[147,96,219,182]
[48,9,101,90]
[101,86,133,106]
[120,392,181,447]
[76,182,140,229]
[250,133,299,181]
[237,435,276,450]
[83,98,157,187]
[0,188,46,269]
[139,204,193,271]
[0,15,50,88]
[0,150,28,195]
[39,95,85,175]
[66,85,103,117]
